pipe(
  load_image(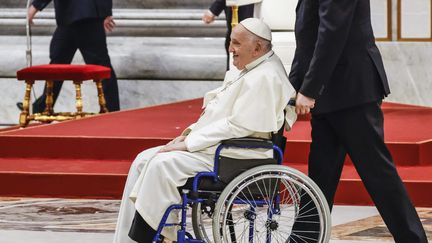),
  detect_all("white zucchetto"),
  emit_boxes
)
[239,18,272,41]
